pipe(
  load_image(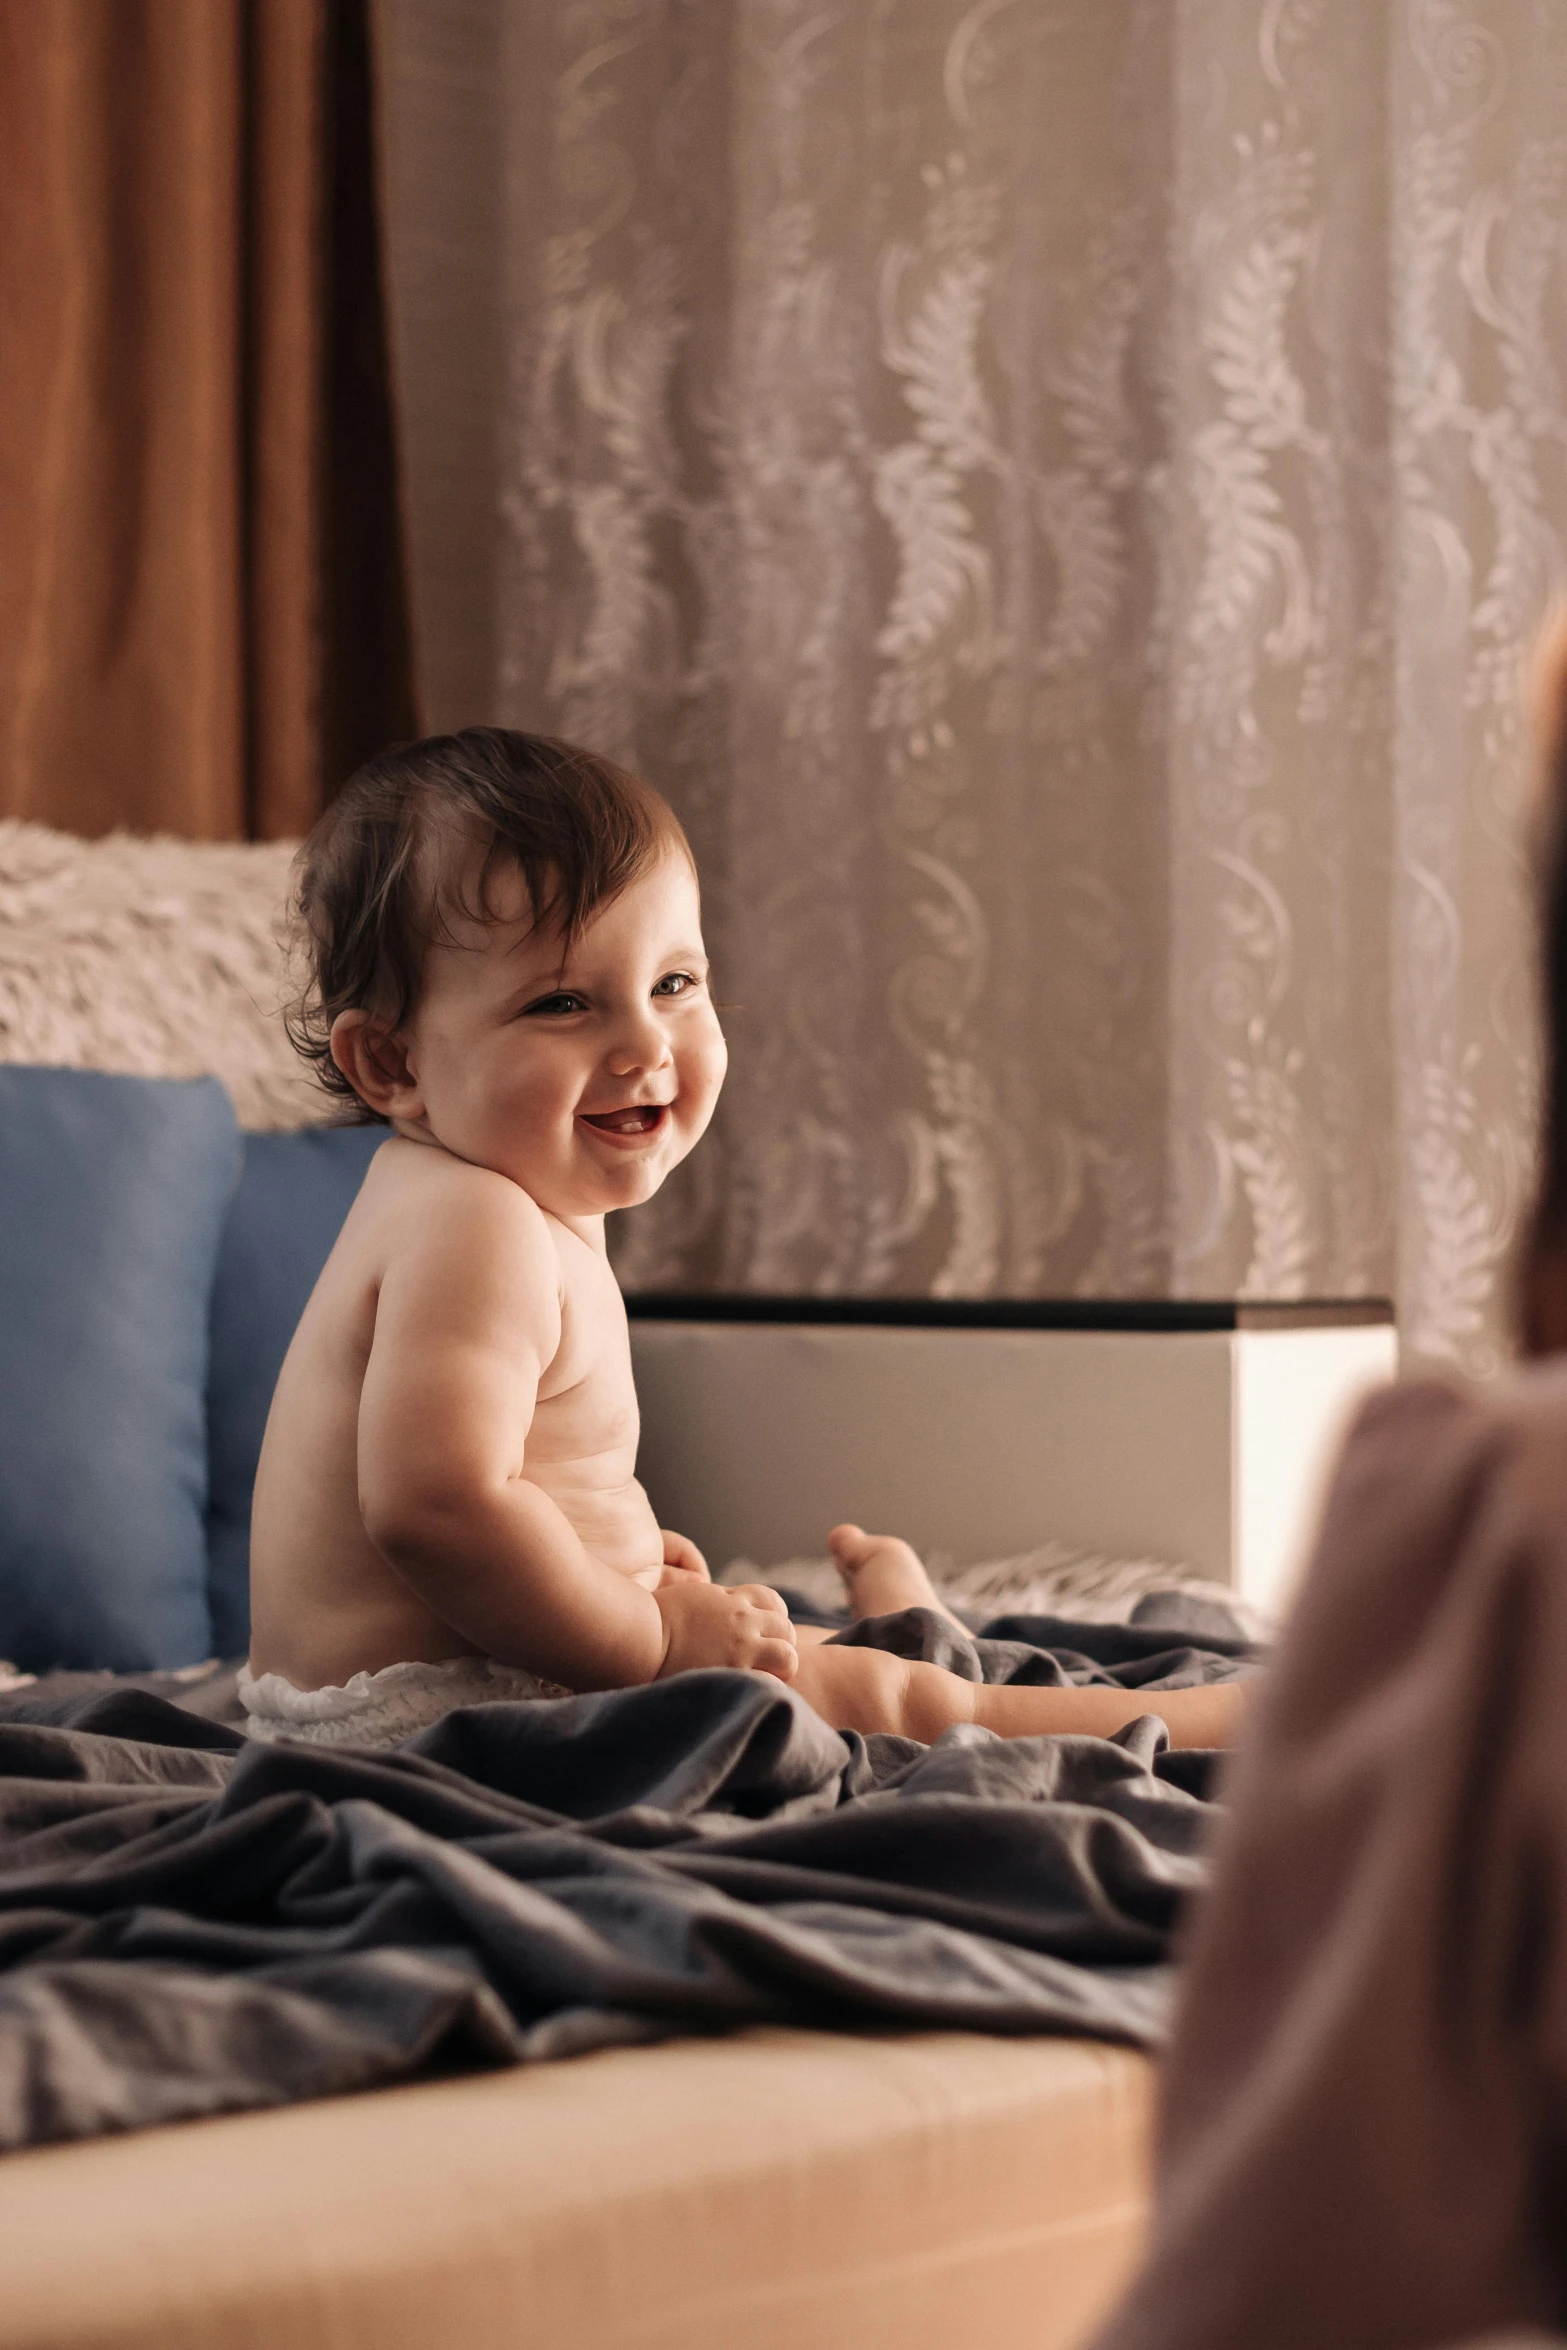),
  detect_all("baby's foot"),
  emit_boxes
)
[827,1525,967,1629]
